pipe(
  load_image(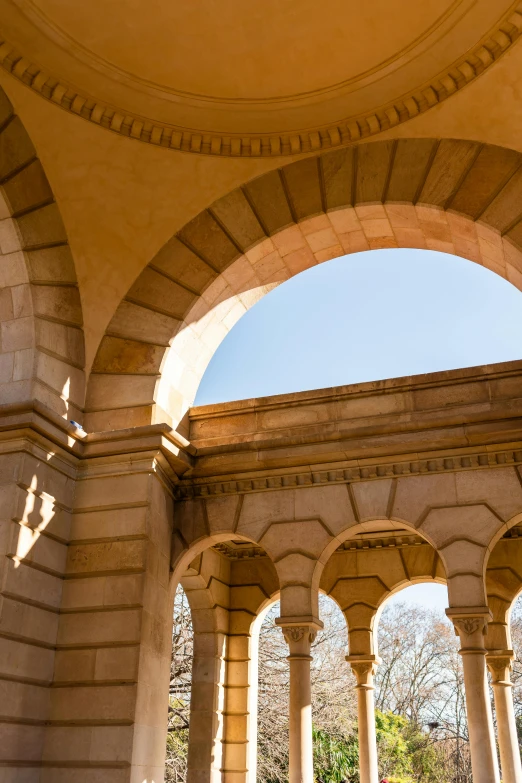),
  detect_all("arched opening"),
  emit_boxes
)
[166,583,193,783]
[510,593,522,753]
[375,583,470,782]
[256,594,356,783]
[85,139,522,433]
[167,537,280,783]
[195,248,522,406]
